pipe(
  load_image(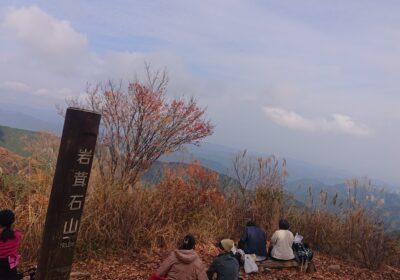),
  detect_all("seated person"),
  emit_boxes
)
[155,234,207,280]
[0,209,22,280]
[207,239,240,280]
[238,221,267,261]
[269,219,295,261]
